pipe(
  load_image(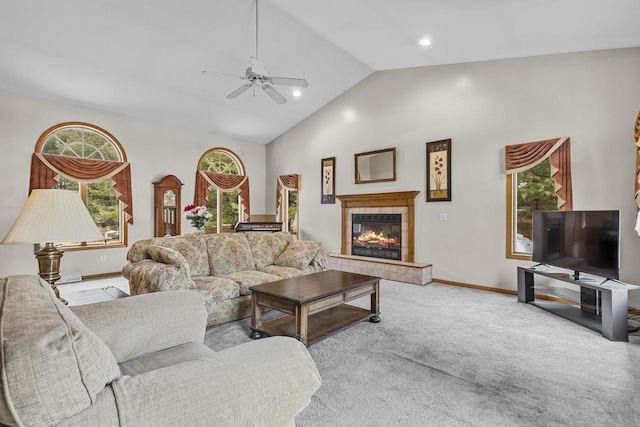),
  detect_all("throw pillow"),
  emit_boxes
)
[158,234,210,277]
[274,240,321,269]
[205,234,256,276]
[0,275,120,426]
[245,232,294,269]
